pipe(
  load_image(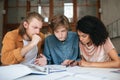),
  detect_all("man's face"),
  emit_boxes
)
[54,26,68,41]
[23,18,43,40]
